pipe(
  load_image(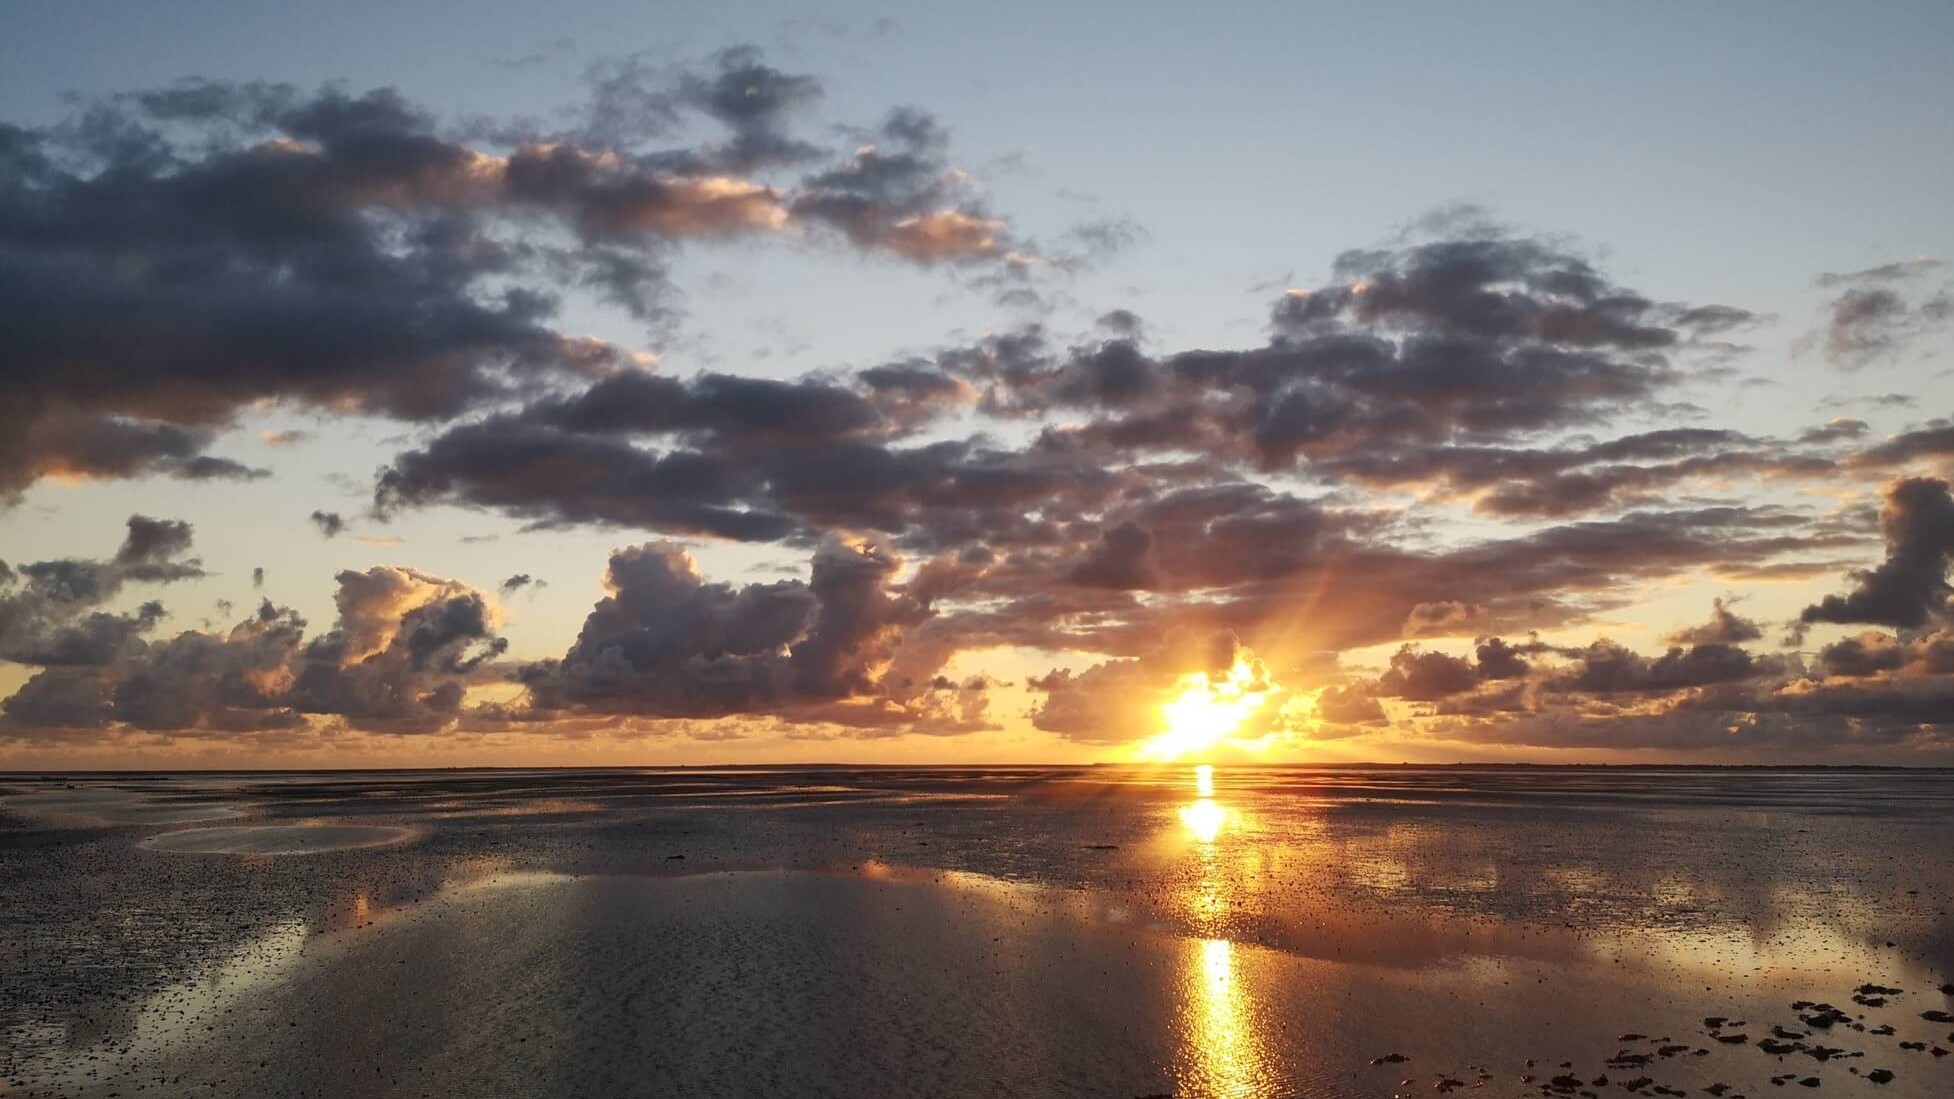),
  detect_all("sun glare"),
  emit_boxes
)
[1141,657,1273,761]
[1179,796,1226,842]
